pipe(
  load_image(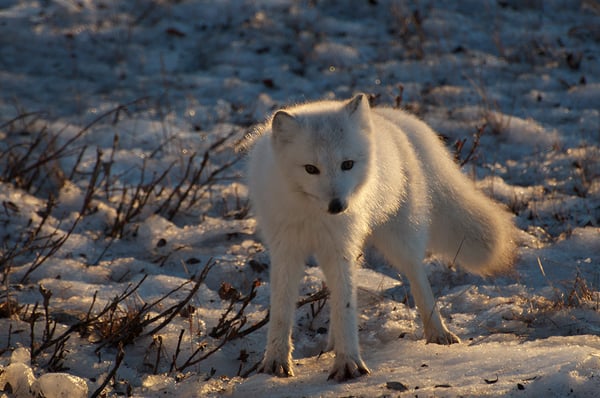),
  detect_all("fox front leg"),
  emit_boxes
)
[318,250,370,381]
[258,247,305,377]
